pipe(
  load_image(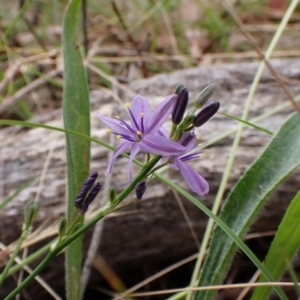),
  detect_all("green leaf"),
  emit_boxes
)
[195,113,300,300]
[62,0,90,299]
[251,191,300,300]
[155,176,287,300]
[221,112,273,135]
